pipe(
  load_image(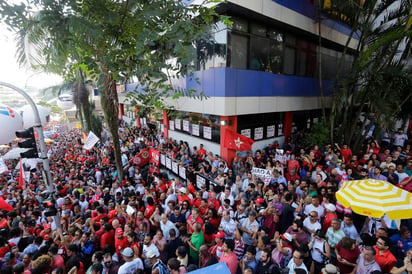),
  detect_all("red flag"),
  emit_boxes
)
[132,148,150,167]
[223,129,254,151]
[149,148,160,166]
[18,160,25,190]
[0,197,13,211]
